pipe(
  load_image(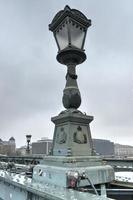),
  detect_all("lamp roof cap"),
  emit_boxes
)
[49,5,91,31]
